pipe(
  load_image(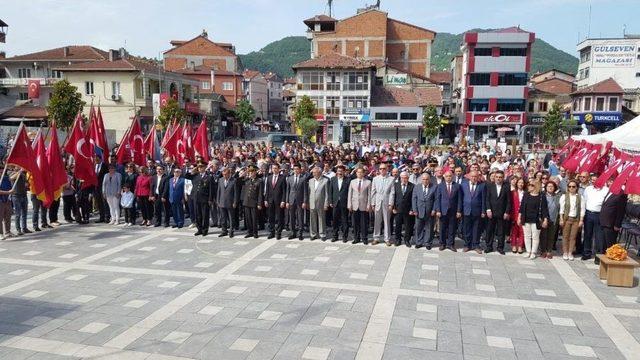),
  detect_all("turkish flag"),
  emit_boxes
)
[161,118,176,148]
[28,80,40,99]
[144,126,160,162]
[177,123,194,166]
[594,154,625,188]
[32,129,53,208]
[64,114,97,189]
[6,123,46,200]
[162,123,181,160]
[159,93,170,108]
[46,122,69,201]
[89,106,109,162]
[115,126,132,165]
[193,119,209,162]
[608,156,640,194]
[563,141,591,173]
[129,118,145,166]
[577,143,603,173]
